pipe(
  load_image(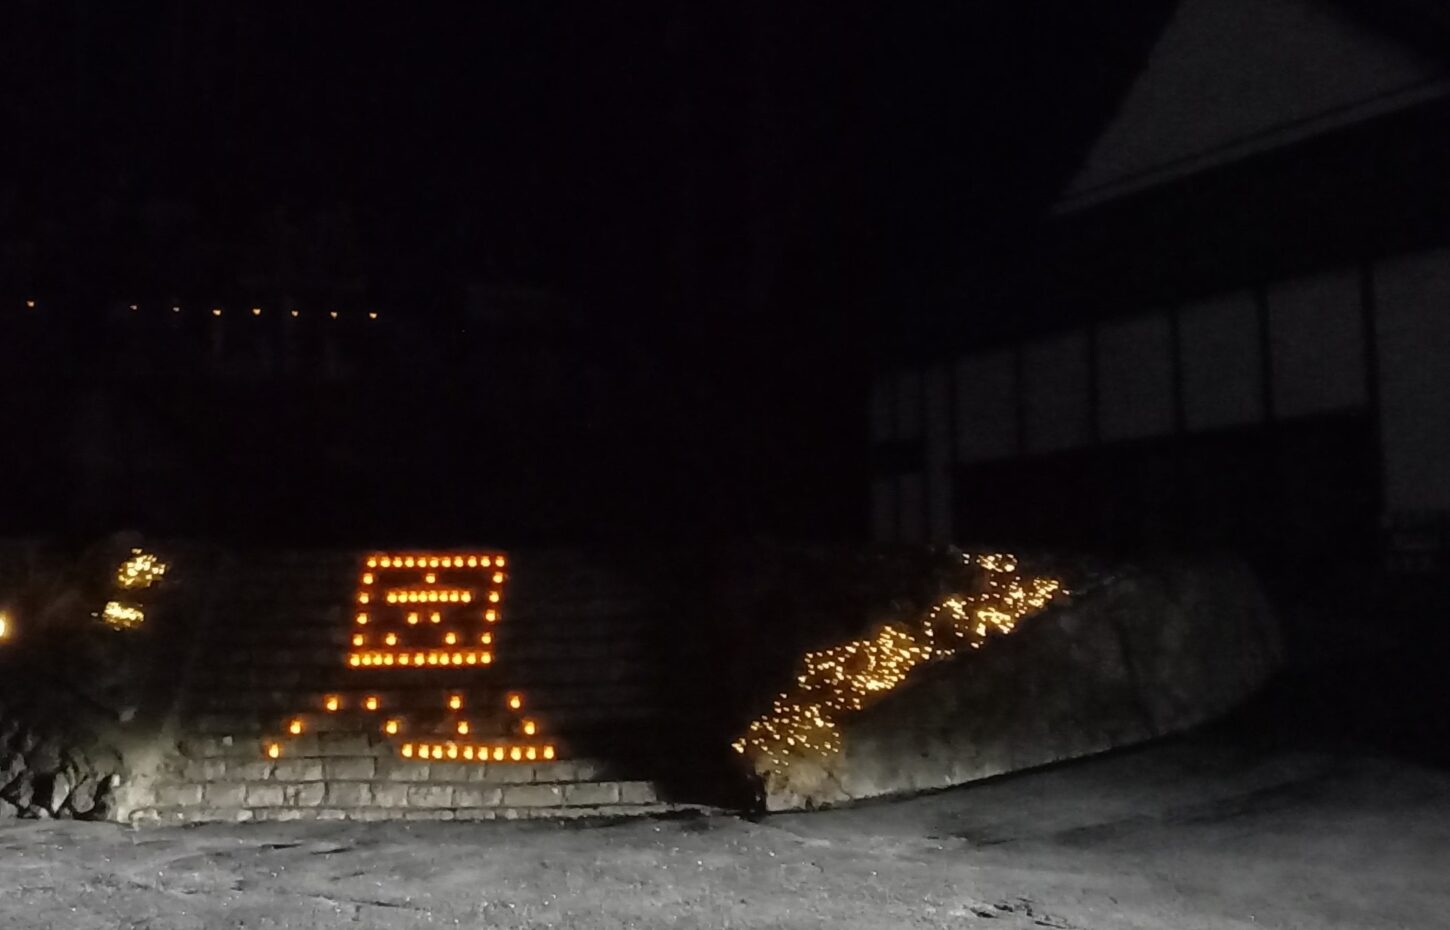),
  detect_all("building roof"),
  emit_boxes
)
[1056,0,1450,213]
